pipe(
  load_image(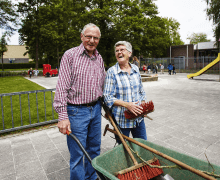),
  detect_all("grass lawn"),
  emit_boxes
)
[0,76,58,134]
